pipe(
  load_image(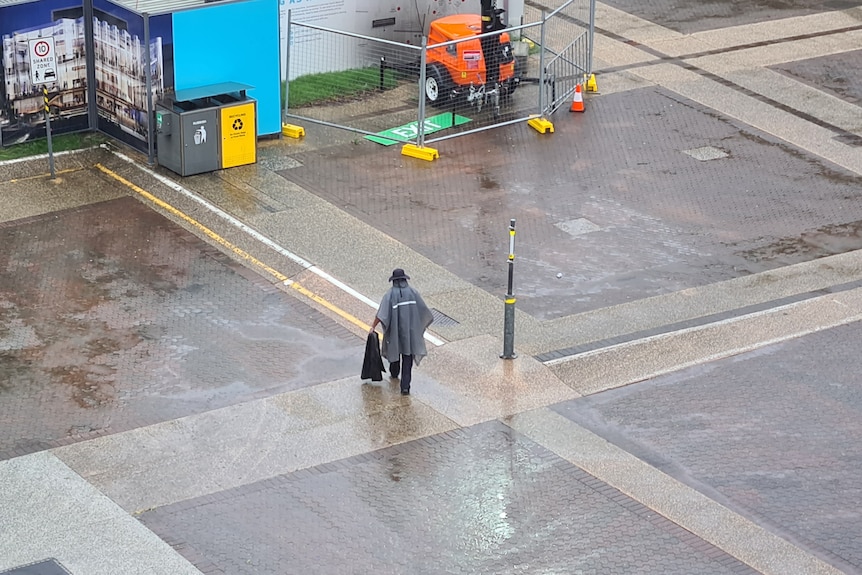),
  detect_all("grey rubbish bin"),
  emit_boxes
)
[155,82,256,176]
